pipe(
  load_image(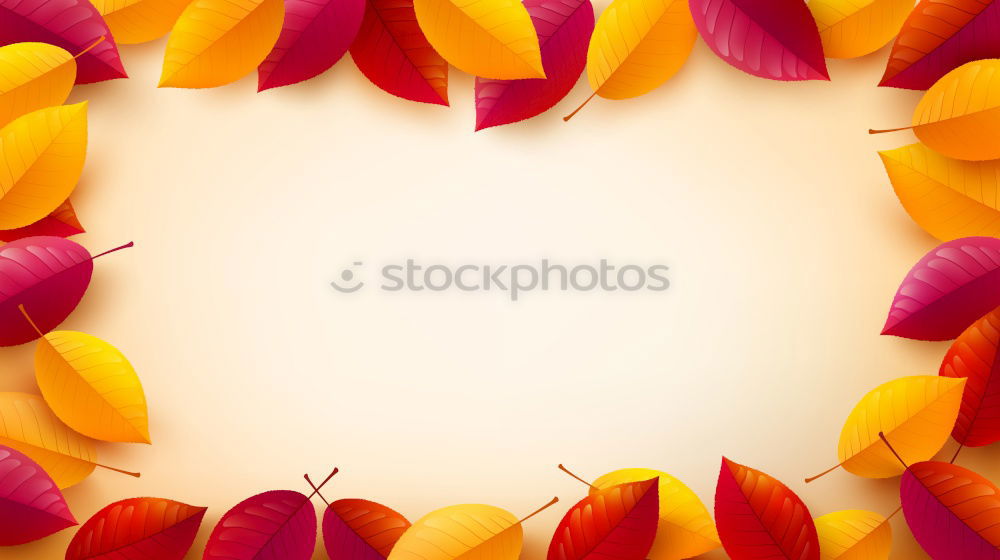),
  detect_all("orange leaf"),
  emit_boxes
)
[548,478,659,560]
